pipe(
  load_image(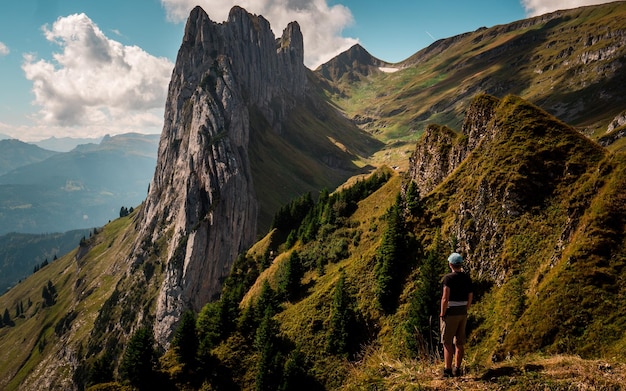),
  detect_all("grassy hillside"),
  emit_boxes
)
[2,93,624,388]
[318,1,626,166]
[0,212,138,390]
[249,77,383,231]
[0,229,92,293]
[183,95,624,390]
